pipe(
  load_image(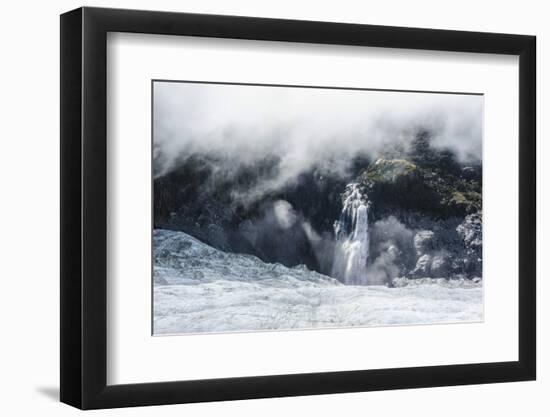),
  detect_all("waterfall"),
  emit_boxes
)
[332,183,370,285]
